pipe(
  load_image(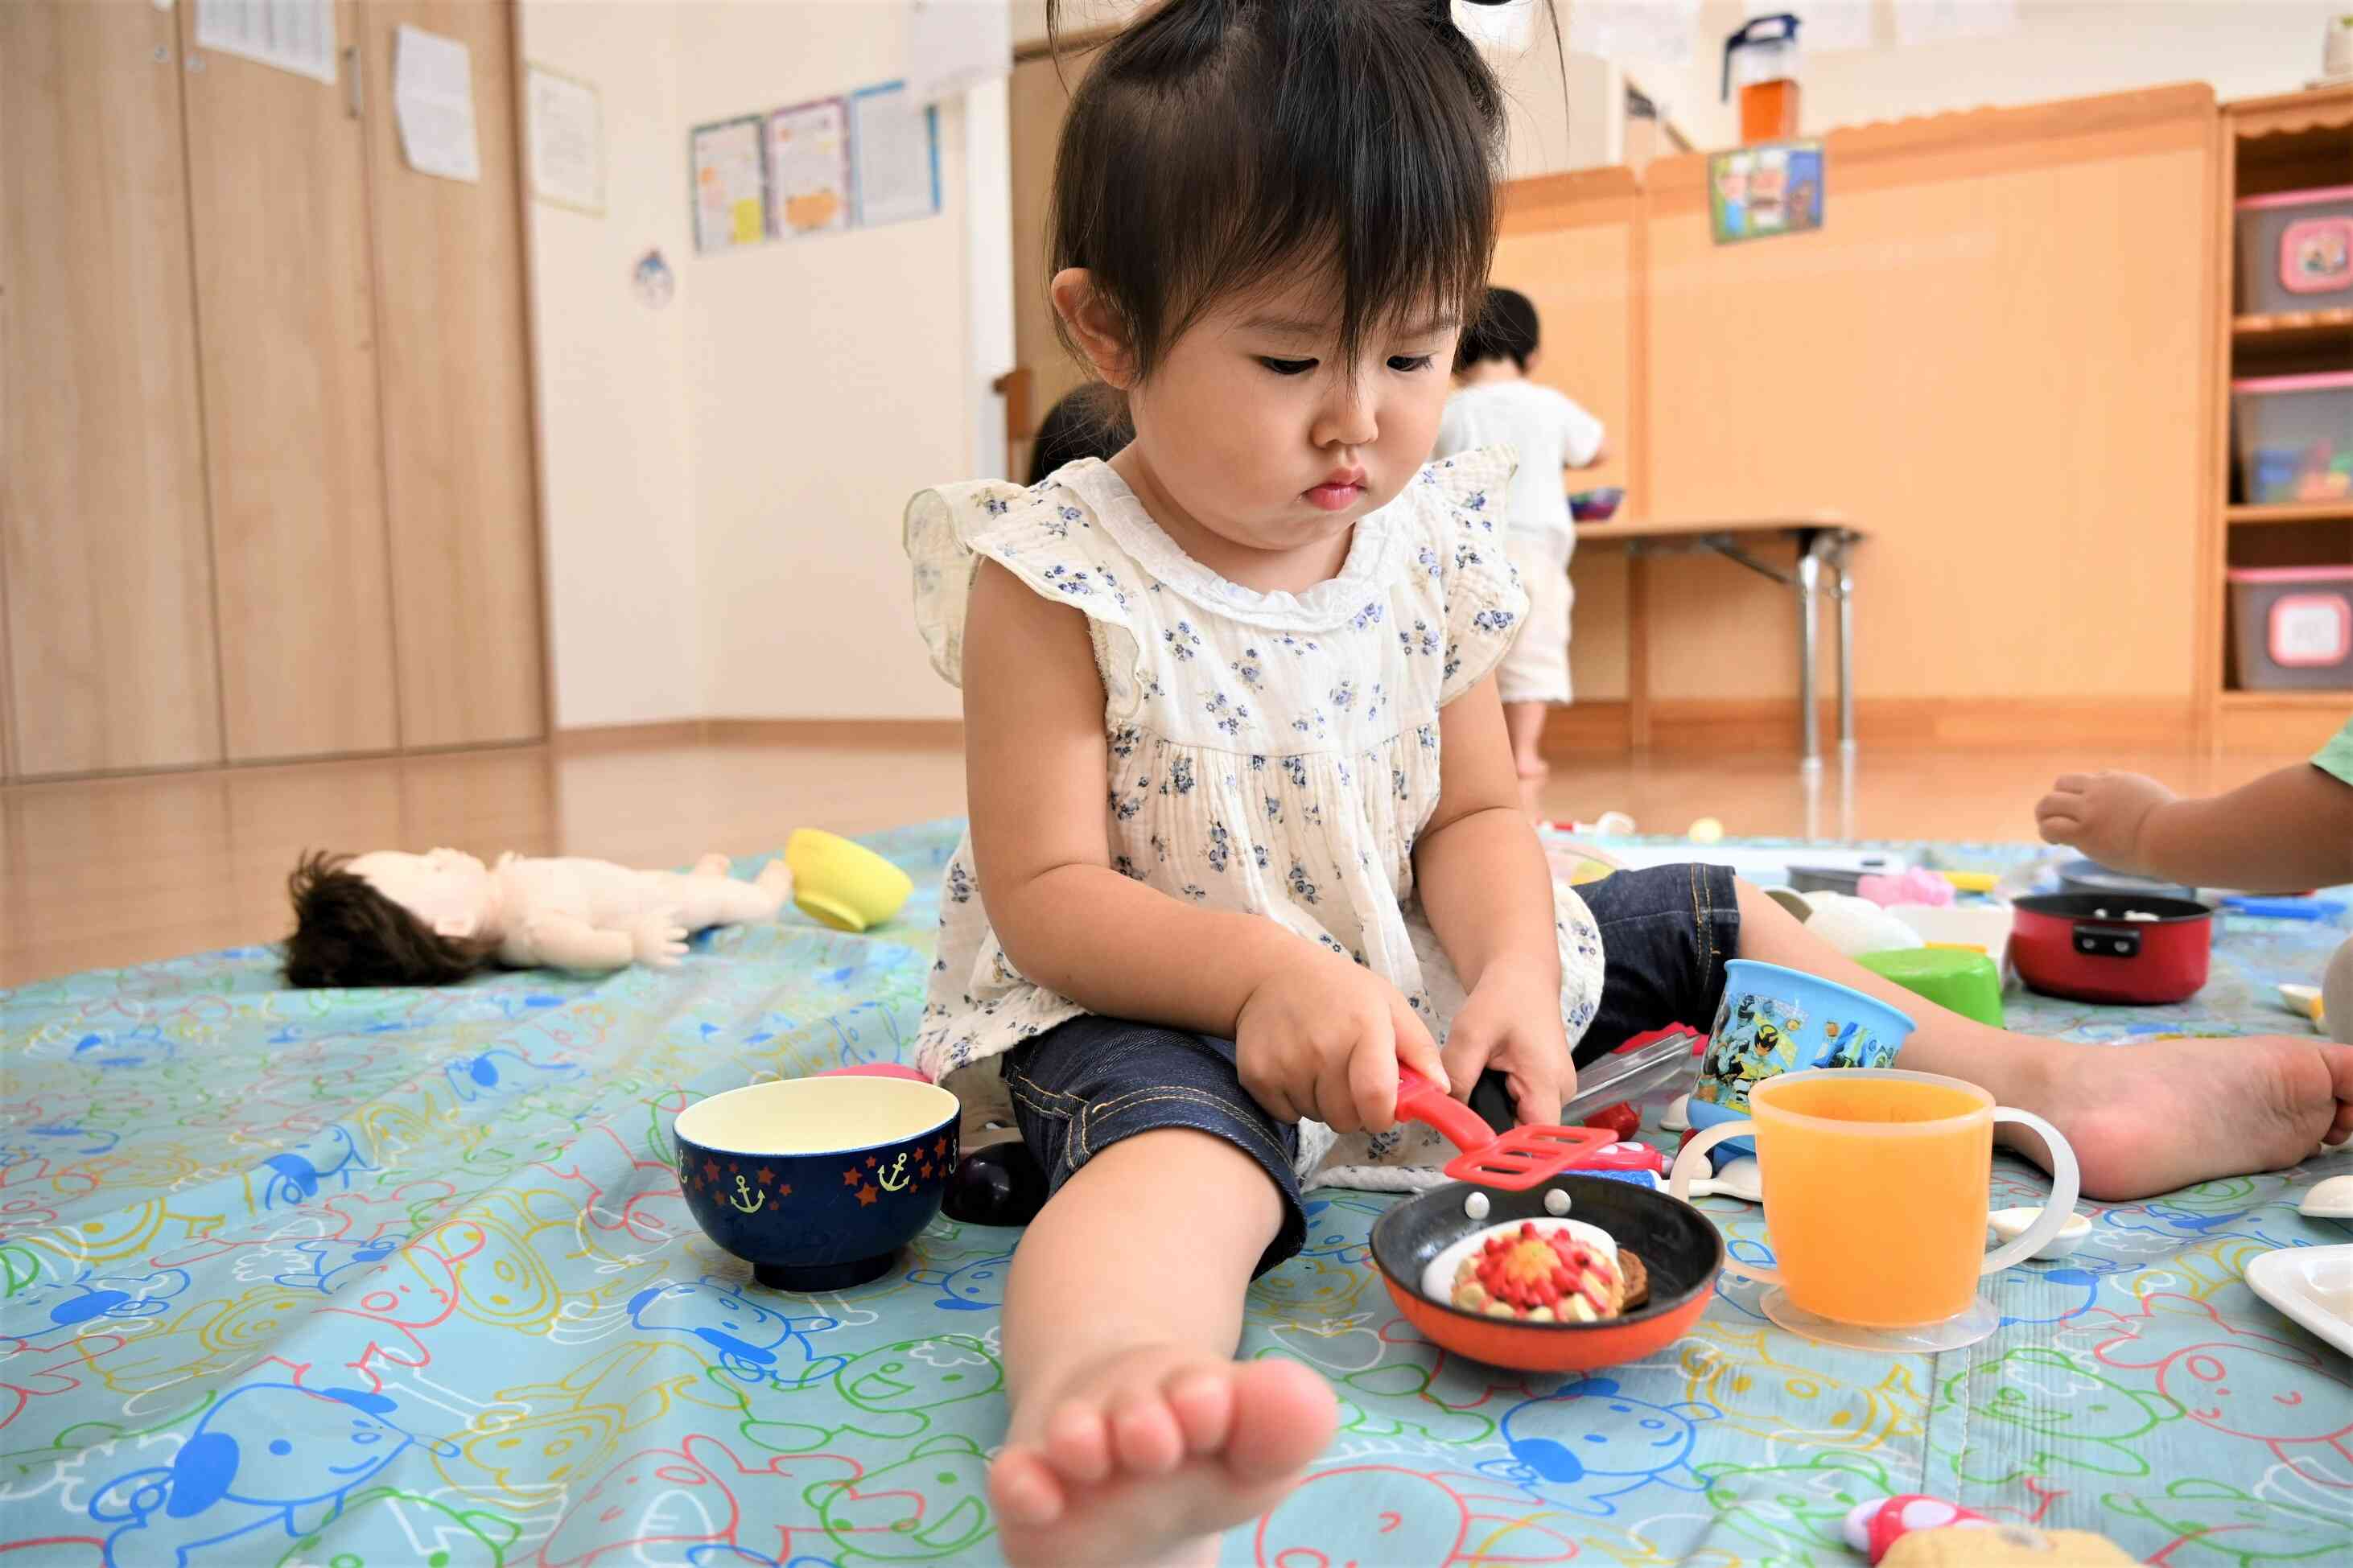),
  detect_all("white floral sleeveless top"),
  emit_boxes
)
[903,447,1605,1187]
